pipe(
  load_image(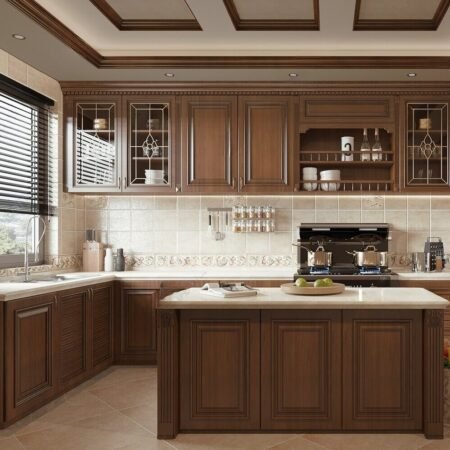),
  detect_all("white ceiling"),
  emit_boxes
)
[2,0,450,81]
[33,0,450,56]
